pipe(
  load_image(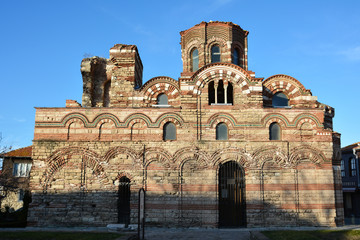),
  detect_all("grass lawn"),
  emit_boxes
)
[0,231,125,240]
[262,230,360,240]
